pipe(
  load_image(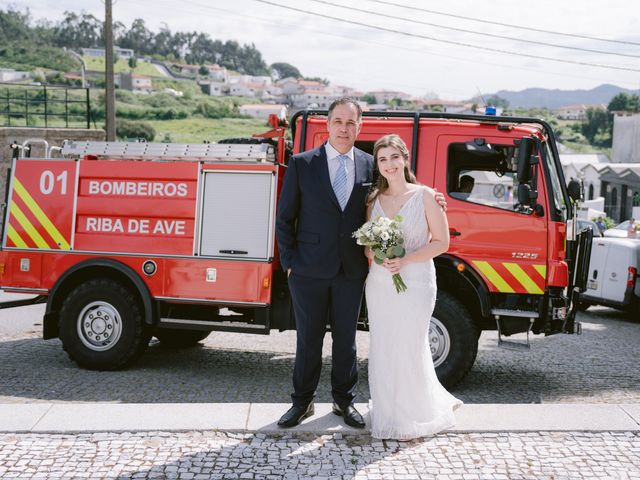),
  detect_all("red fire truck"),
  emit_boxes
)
[0,111,591,387]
